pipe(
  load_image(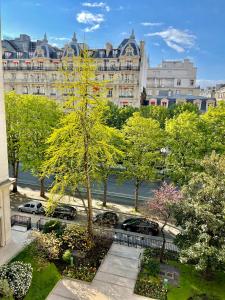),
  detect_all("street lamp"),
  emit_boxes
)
[160,148,169,181]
